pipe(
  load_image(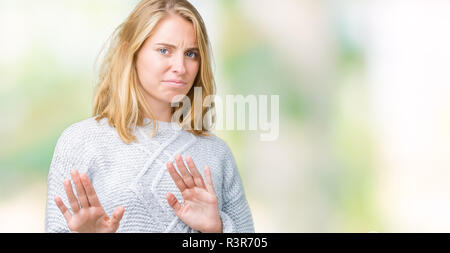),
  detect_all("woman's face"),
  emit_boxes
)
[136,14,200,108]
